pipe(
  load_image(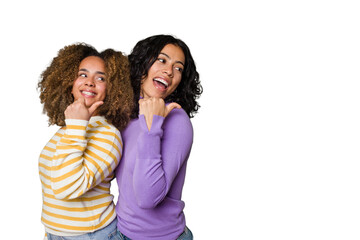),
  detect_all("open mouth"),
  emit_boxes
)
[81,90,96,97]
[153,78,169,90]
